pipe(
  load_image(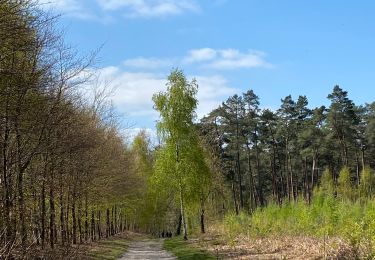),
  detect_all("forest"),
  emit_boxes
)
[2,1,375,259]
